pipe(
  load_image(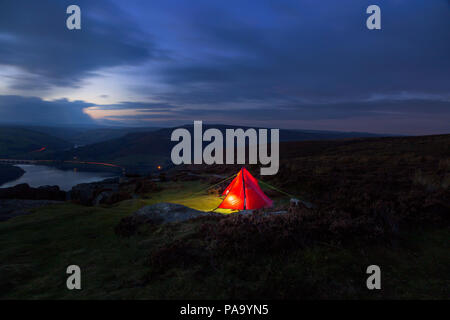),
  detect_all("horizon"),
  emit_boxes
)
[0,120,402,136]
[0,1,449,135]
